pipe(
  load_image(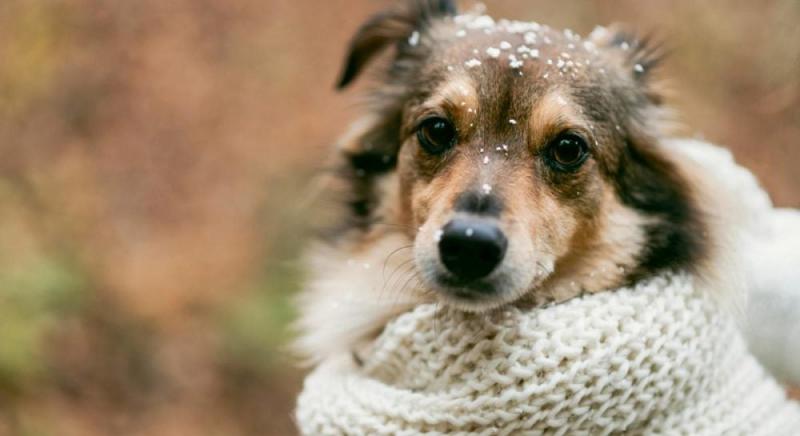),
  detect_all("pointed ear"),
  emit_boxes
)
[589,24,667,103]
[336,0,457,89]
